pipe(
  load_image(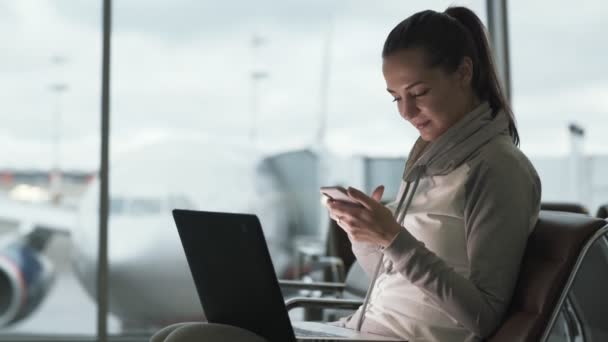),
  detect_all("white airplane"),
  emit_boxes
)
[0,137,321,330]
